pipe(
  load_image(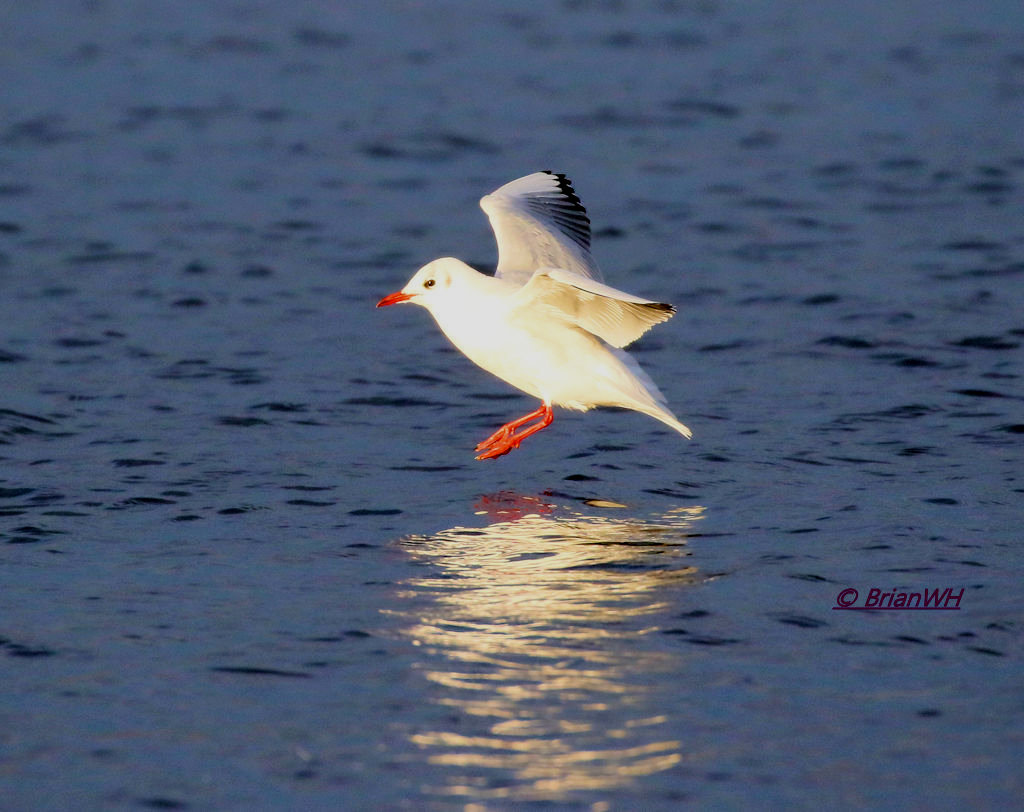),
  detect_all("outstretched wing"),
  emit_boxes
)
[511,267,674,348]
[480,171,602,286]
